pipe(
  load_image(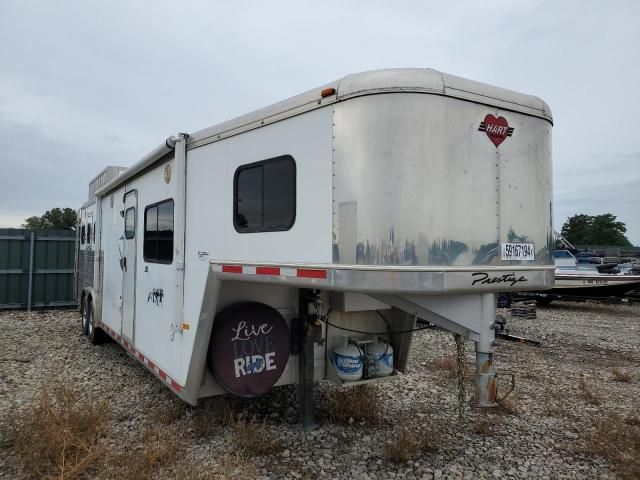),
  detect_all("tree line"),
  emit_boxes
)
[560,213,633,247]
